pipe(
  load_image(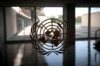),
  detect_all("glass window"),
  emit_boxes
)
[75,7,88,39]
[6,7,32,41]
[90,7,100,38]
